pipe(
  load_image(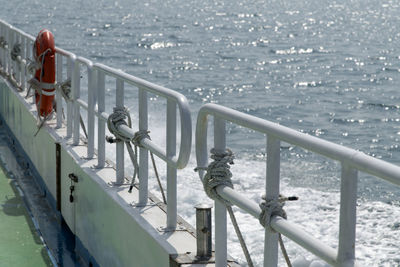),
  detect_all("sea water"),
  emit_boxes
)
[2,0,400,265]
